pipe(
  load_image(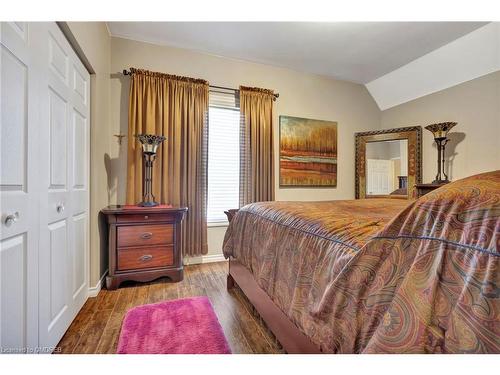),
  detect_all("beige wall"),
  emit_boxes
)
[381,71,500,183]
[64,22,112,286]
[109,37,381,256]
[58,26,500,279]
